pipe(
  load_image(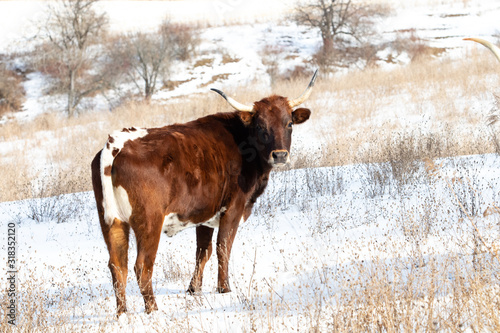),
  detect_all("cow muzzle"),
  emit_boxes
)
[269,150,290,166]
